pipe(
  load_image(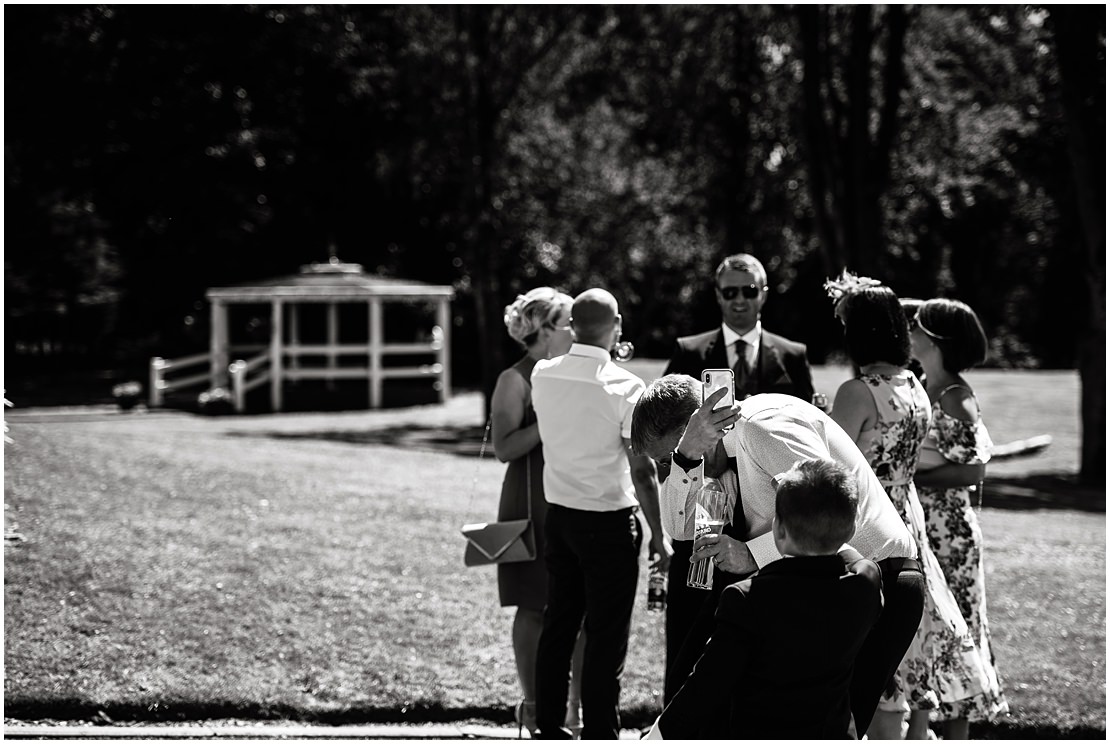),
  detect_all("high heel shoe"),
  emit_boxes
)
[515,700,537,739]
[564,701,583,739]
